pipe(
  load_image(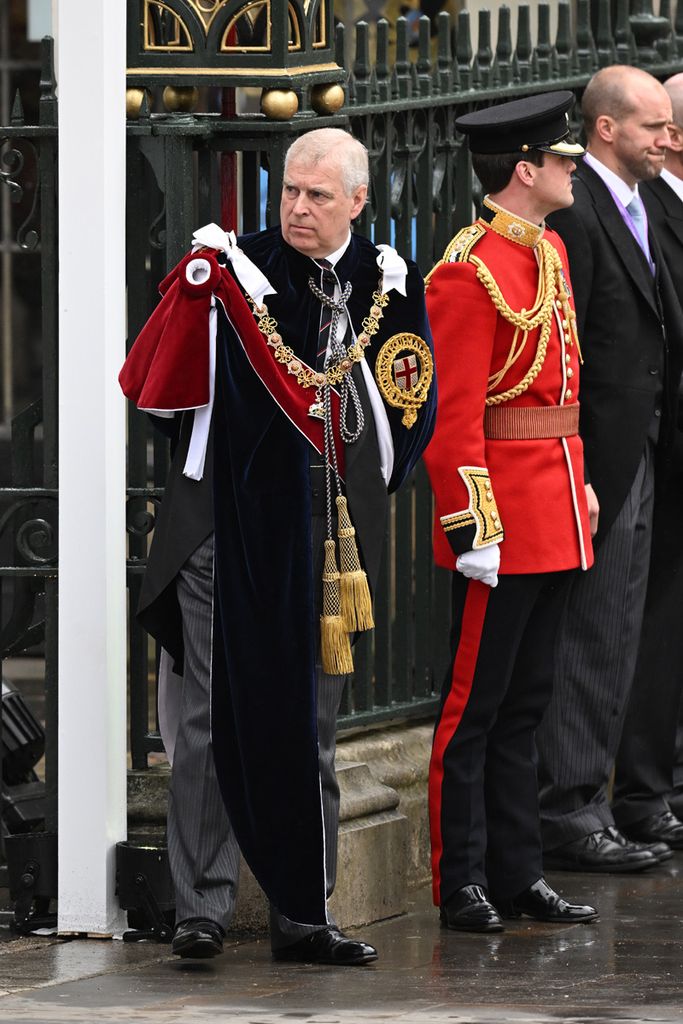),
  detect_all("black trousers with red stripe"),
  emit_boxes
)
[429,569,574,908]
